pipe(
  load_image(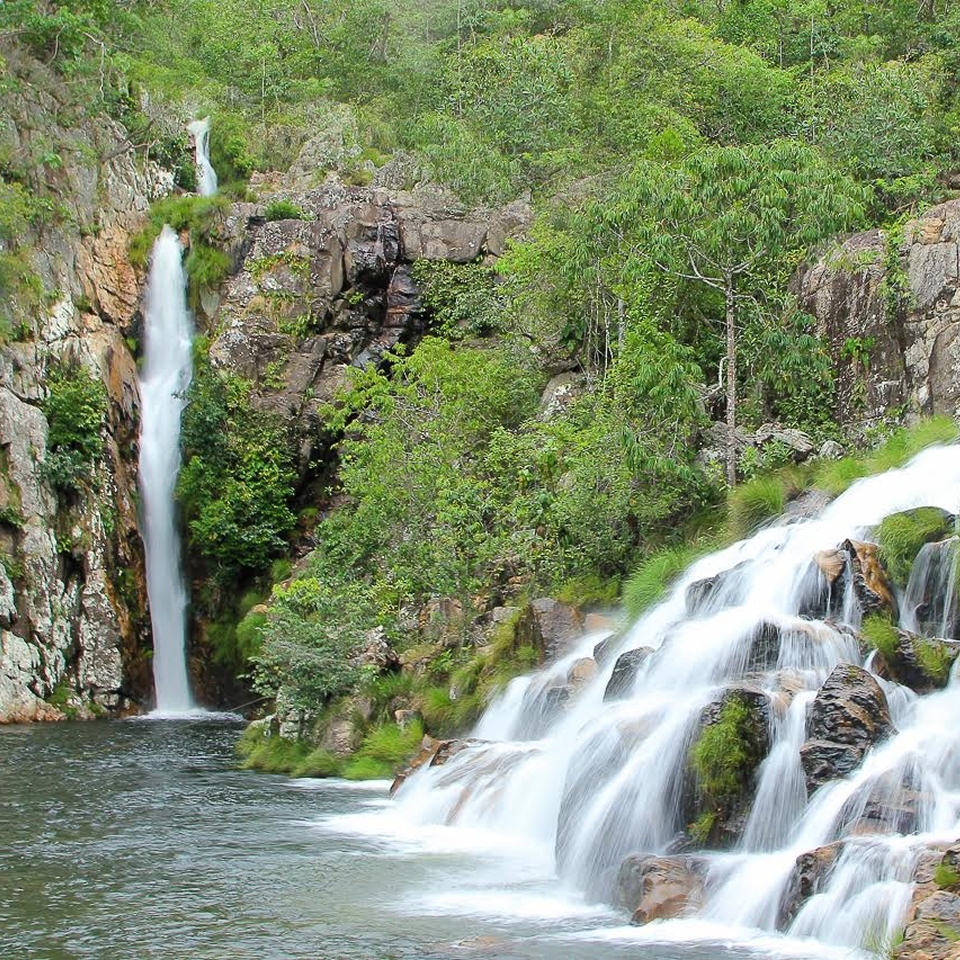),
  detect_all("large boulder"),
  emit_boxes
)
[516,598,584,662]
[681,684,771,848]
[617,854,705,924]
[798,540,897,621]
[872,629,960,693]
[799,663,894,793]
